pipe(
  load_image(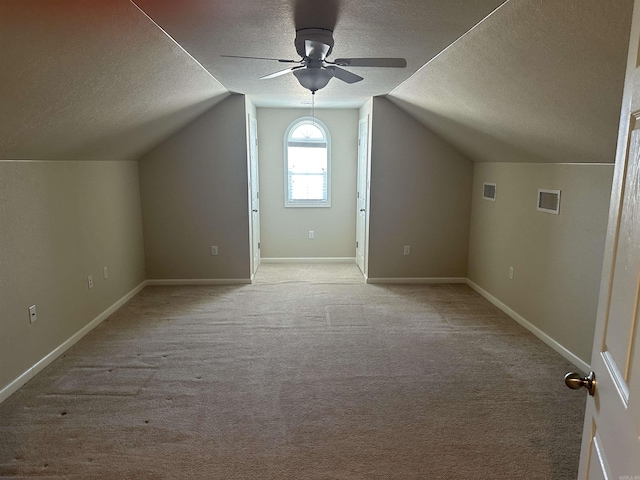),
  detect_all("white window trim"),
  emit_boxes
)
[284,116,331,208]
